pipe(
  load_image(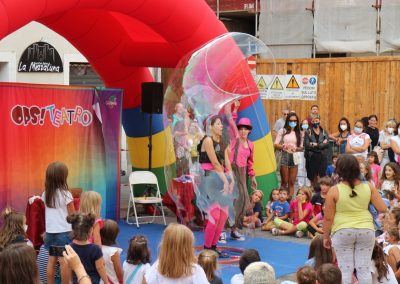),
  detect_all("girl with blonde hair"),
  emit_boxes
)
[379,119,397,167]
[272,186,313,237]
[79,191,103,246]
[143,223,208,283]
[198,250,222,284]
